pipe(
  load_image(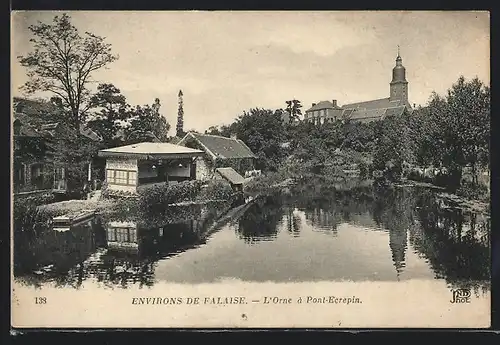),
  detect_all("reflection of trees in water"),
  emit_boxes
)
[57,250,156,289]
[303,204,341,236]
[282,184,490,290]
[410,199,490,292]
[14,219,102,287]
[284,206,301,237]
[236,196,284,243]
[17,202,232,288]
[290,187,376,236]
[372,186,490,292]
